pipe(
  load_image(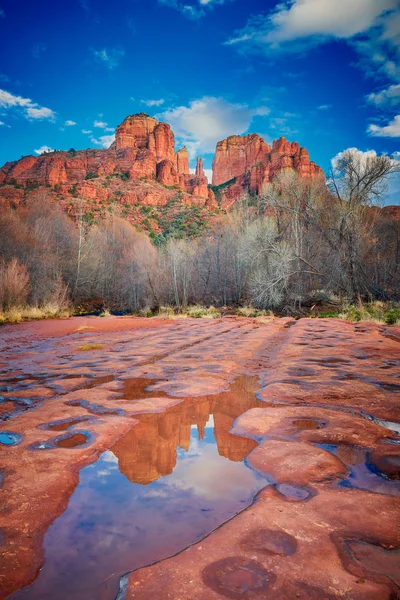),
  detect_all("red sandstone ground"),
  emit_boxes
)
[0,316,399,599]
